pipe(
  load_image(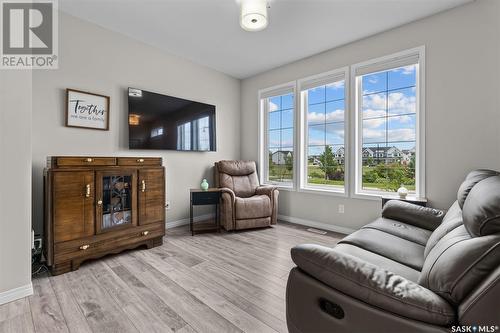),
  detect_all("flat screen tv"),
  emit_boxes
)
[128,88,216,151]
